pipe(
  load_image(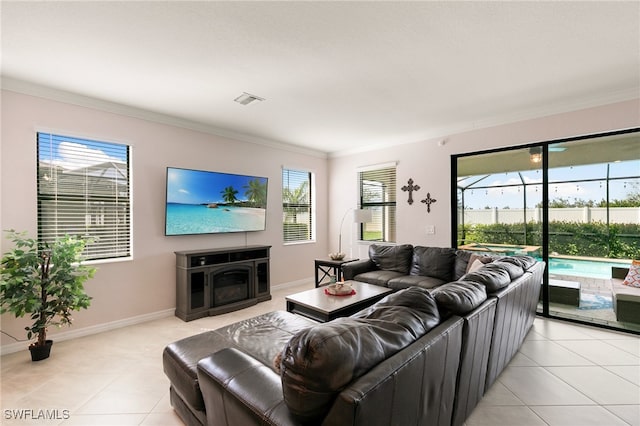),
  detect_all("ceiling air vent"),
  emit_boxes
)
[234,92,265,105]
